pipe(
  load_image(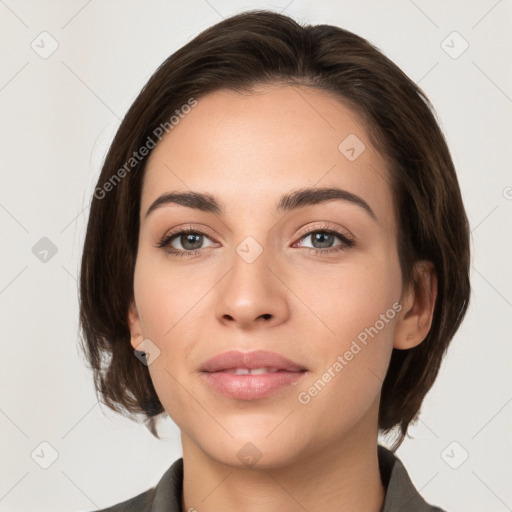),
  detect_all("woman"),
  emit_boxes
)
[79,10,470,512]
